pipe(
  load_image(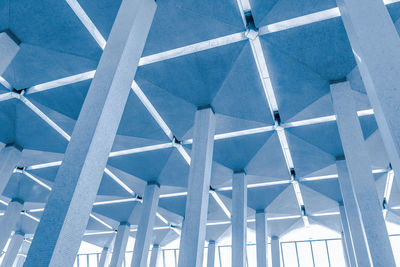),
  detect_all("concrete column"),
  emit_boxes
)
[130,182,160,267]
[331,81,395,266]
[178,107,216,267]
[232,171,247,267]
[0,144,22,196]
[255,210,267,267]
[207,241,216,267]
[12,255,25,267]
[271,236,280,267]
[0,231,24,267]
[0,198,23,252]
[109,223,130,267]
[0,31,20,75]
[23,1,157,266]
[339,203,357,267]
[149,244,160,267]
[98,247,110,267]
[336,0,400,184]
